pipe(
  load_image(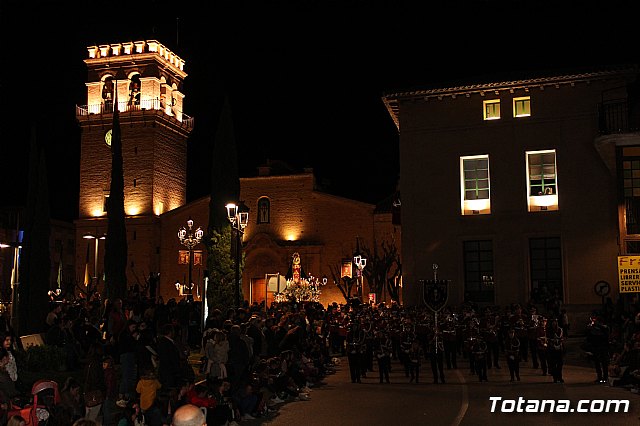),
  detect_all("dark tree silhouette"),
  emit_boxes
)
[206,96,242,310]
[18,126,51,334]
[104,89,128,301]
[208,96,240,233]
[360,238,402,303]
[328,263,357,303]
